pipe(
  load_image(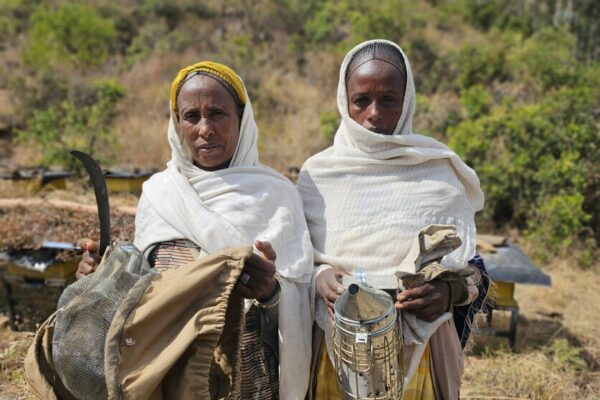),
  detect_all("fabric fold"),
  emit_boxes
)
[111,246,251,399]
